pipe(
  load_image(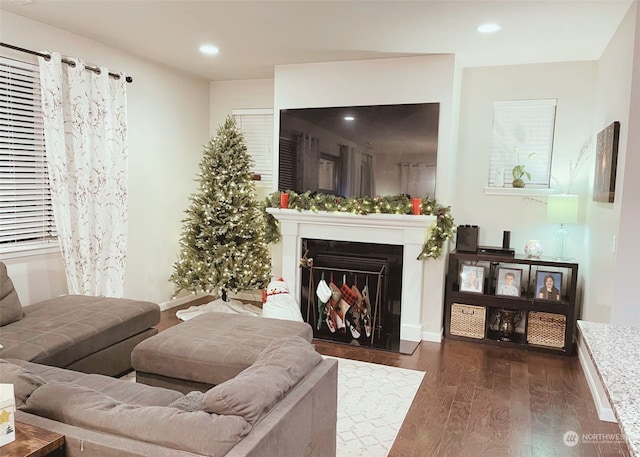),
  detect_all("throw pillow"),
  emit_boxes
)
[202,335,322,424]
[0,359,47,407]
[0,262,22,326]
[168,390,205,412]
